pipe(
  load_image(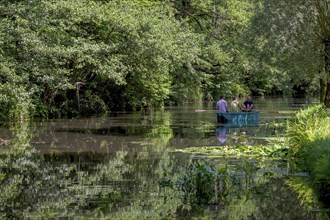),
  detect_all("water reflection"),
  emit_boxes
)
[0,97,327,219]
[160,157,324,220]
[216,125,228,145]
[216,118,260,146]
